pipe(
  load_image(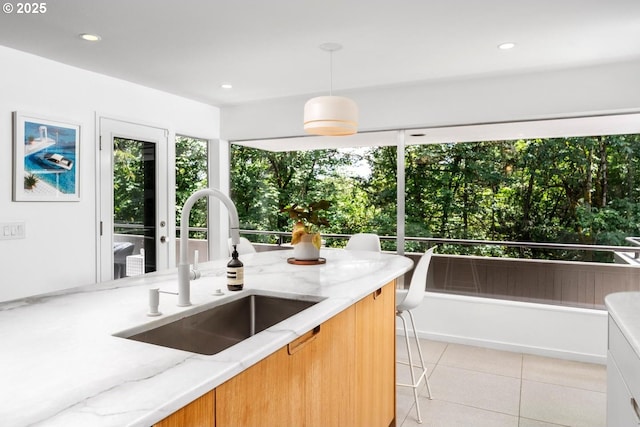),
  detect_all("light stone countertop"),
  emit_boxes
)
[605,292,640,359]
[0,249,412,427]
